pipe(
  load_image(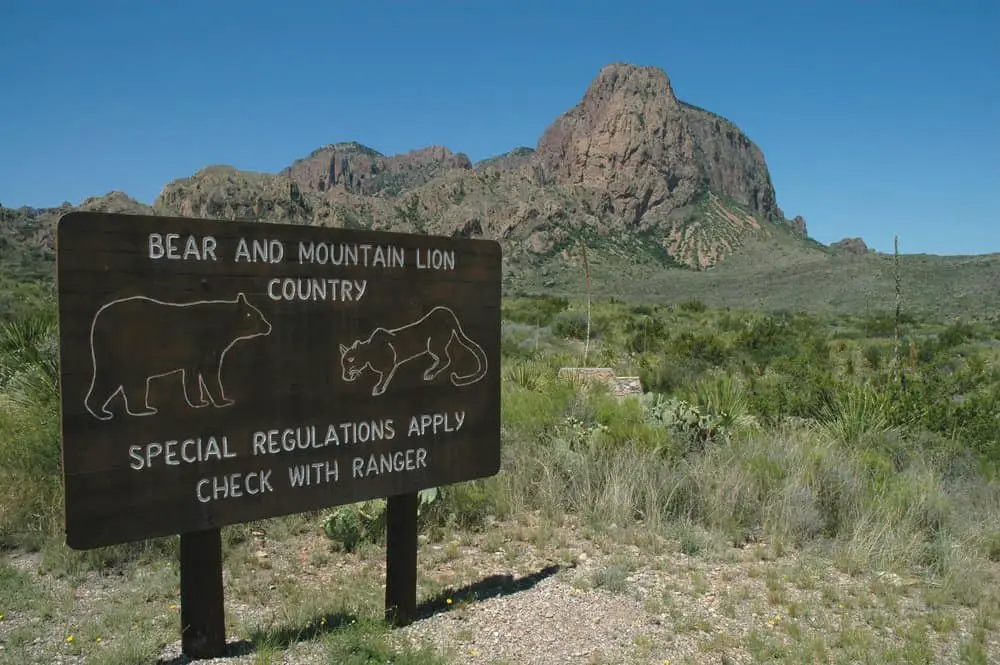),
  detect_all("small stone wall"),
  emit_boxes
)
[557,367,644,398]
